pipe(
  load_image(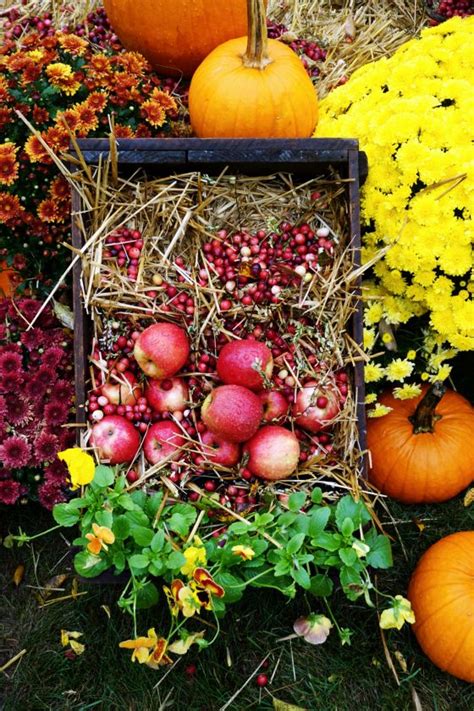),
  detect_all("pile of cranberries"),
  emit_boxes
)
[426,0,473,20]
[267,19,327,78]
[86,209,350,512]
